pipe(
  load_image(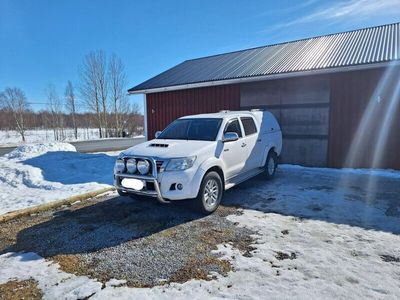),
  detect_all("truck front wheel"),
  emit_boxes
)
[194,171,223,214]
